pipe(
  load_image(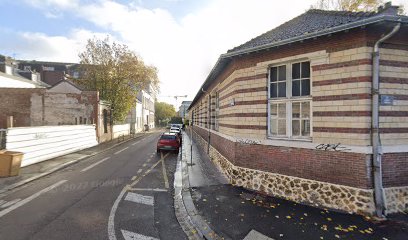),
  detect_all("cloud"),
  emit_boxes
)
[0,28,111,63]
[13,0,321,105]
